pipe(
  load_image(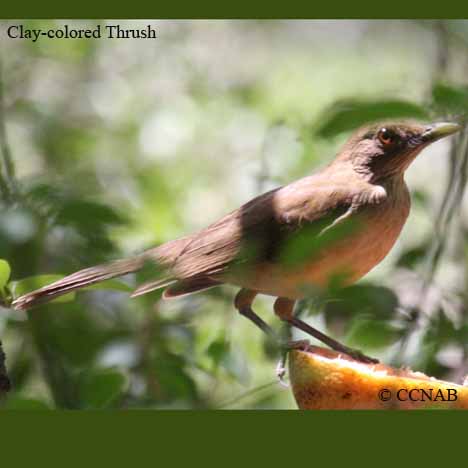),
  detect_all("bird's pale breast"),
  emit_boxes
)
[228,179,411,299]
